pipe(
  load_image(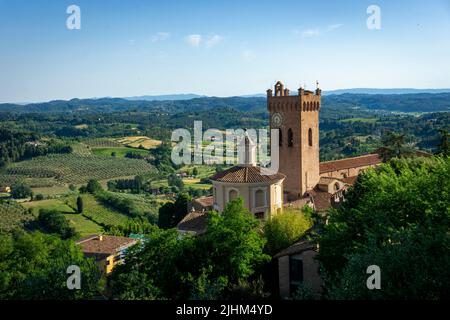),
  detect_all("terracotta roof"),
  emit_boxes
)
[274,239,317,258]
[210,165,285,183]
[284,197,311,209]
[318,176,339,185]
[177,211,209,235]
[341,176,358,185]
[76,235,137,255]
[319,154,382,173]
[194,196,214,208]
[308,188,333,212]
